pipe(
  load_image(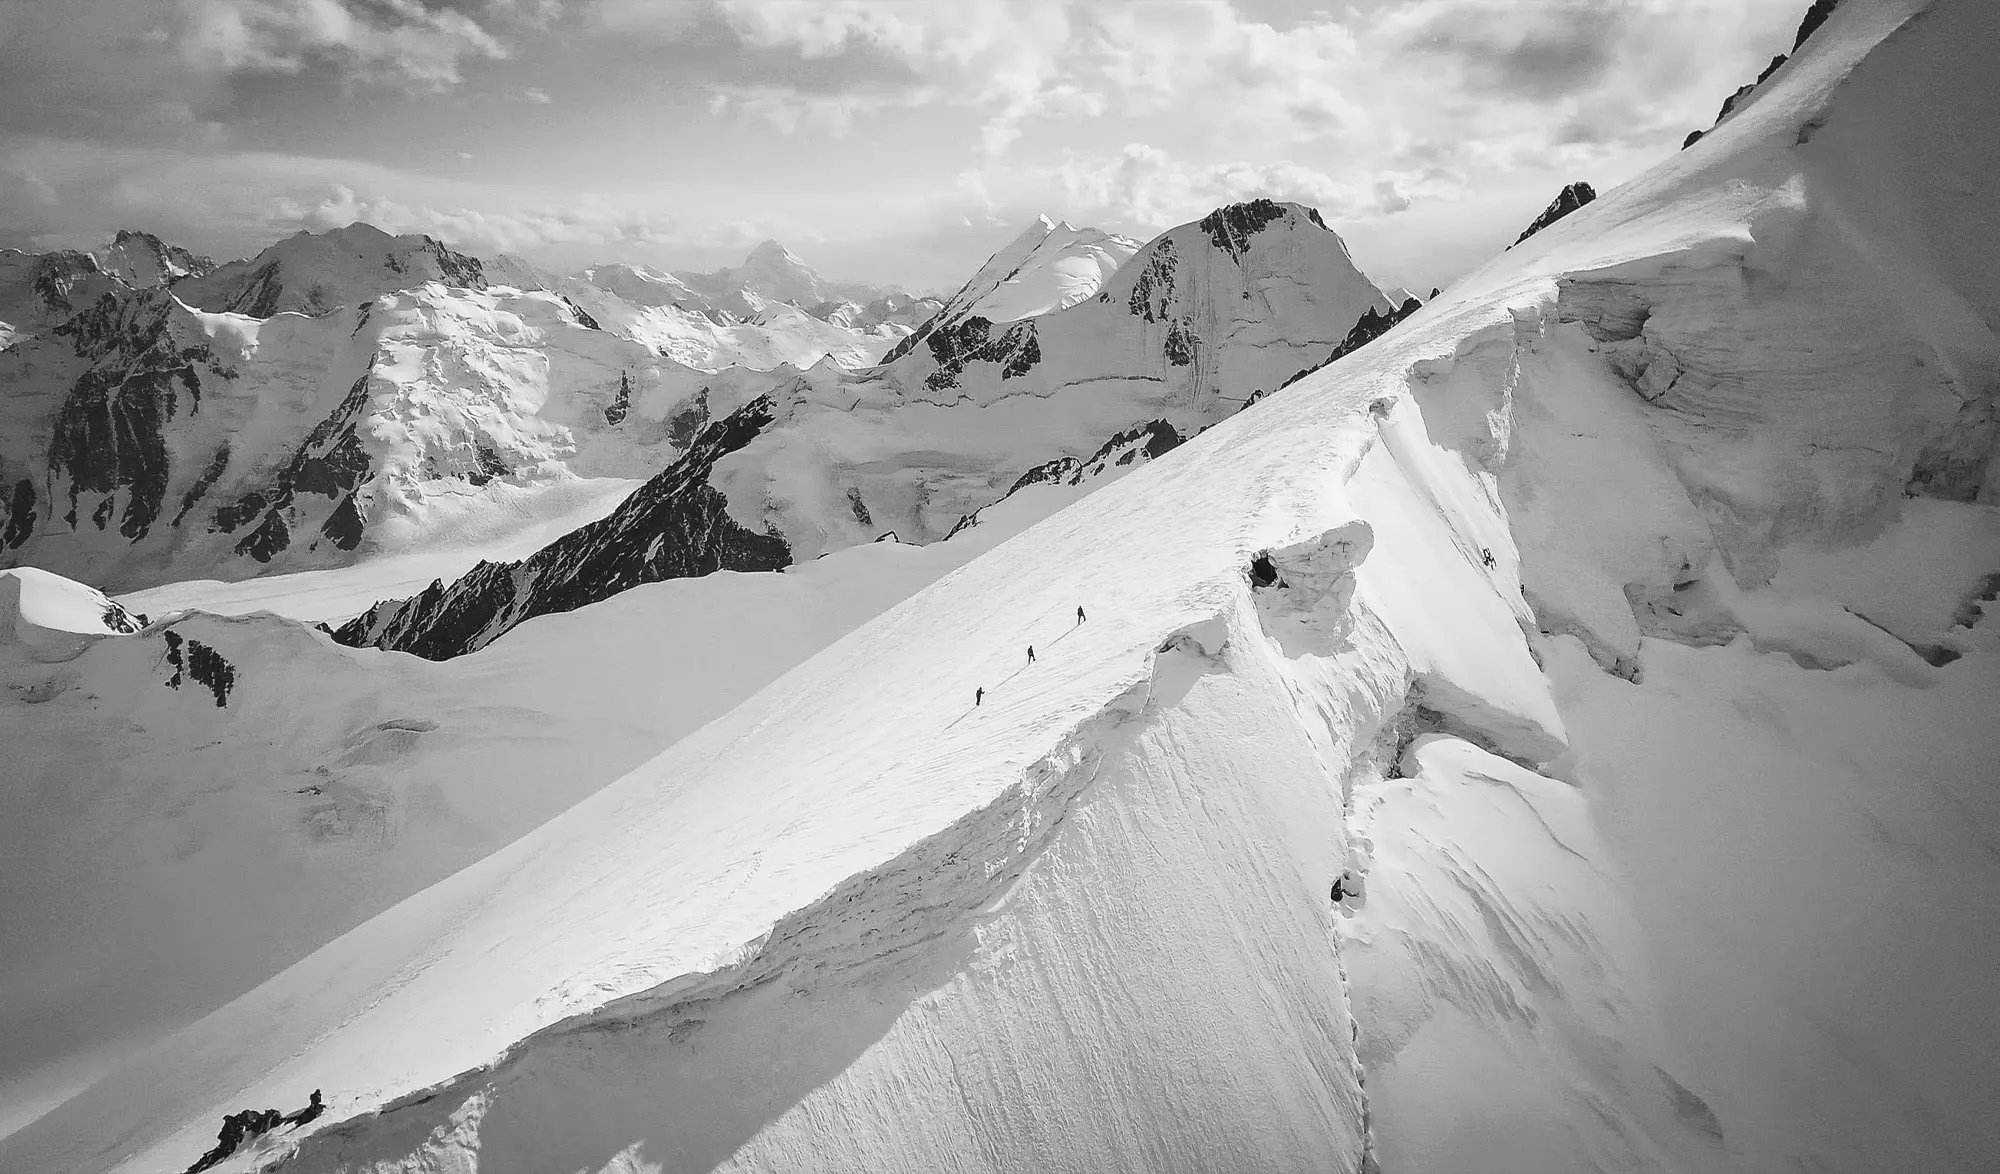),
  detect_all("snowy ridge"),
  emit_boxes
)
[881,215,1141,366]
[0,493,1089,1148]
[10,1,2000,1169]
